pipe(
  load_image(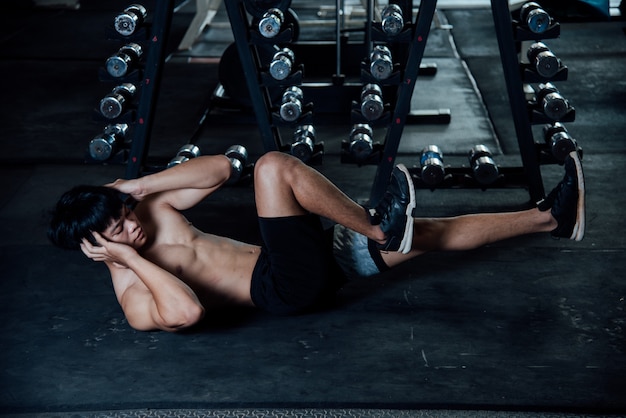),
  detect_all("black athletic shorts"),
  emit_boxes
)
[250,214,347,315]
